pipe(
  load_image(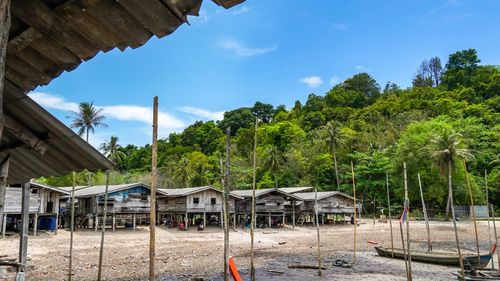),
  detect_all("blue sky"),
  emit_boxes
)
[30,0,500,148]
